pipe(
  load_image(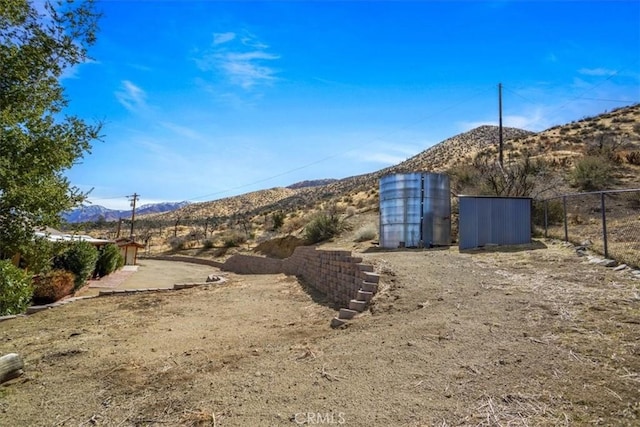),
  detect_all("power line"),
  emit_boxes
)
[187,86,494,201]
